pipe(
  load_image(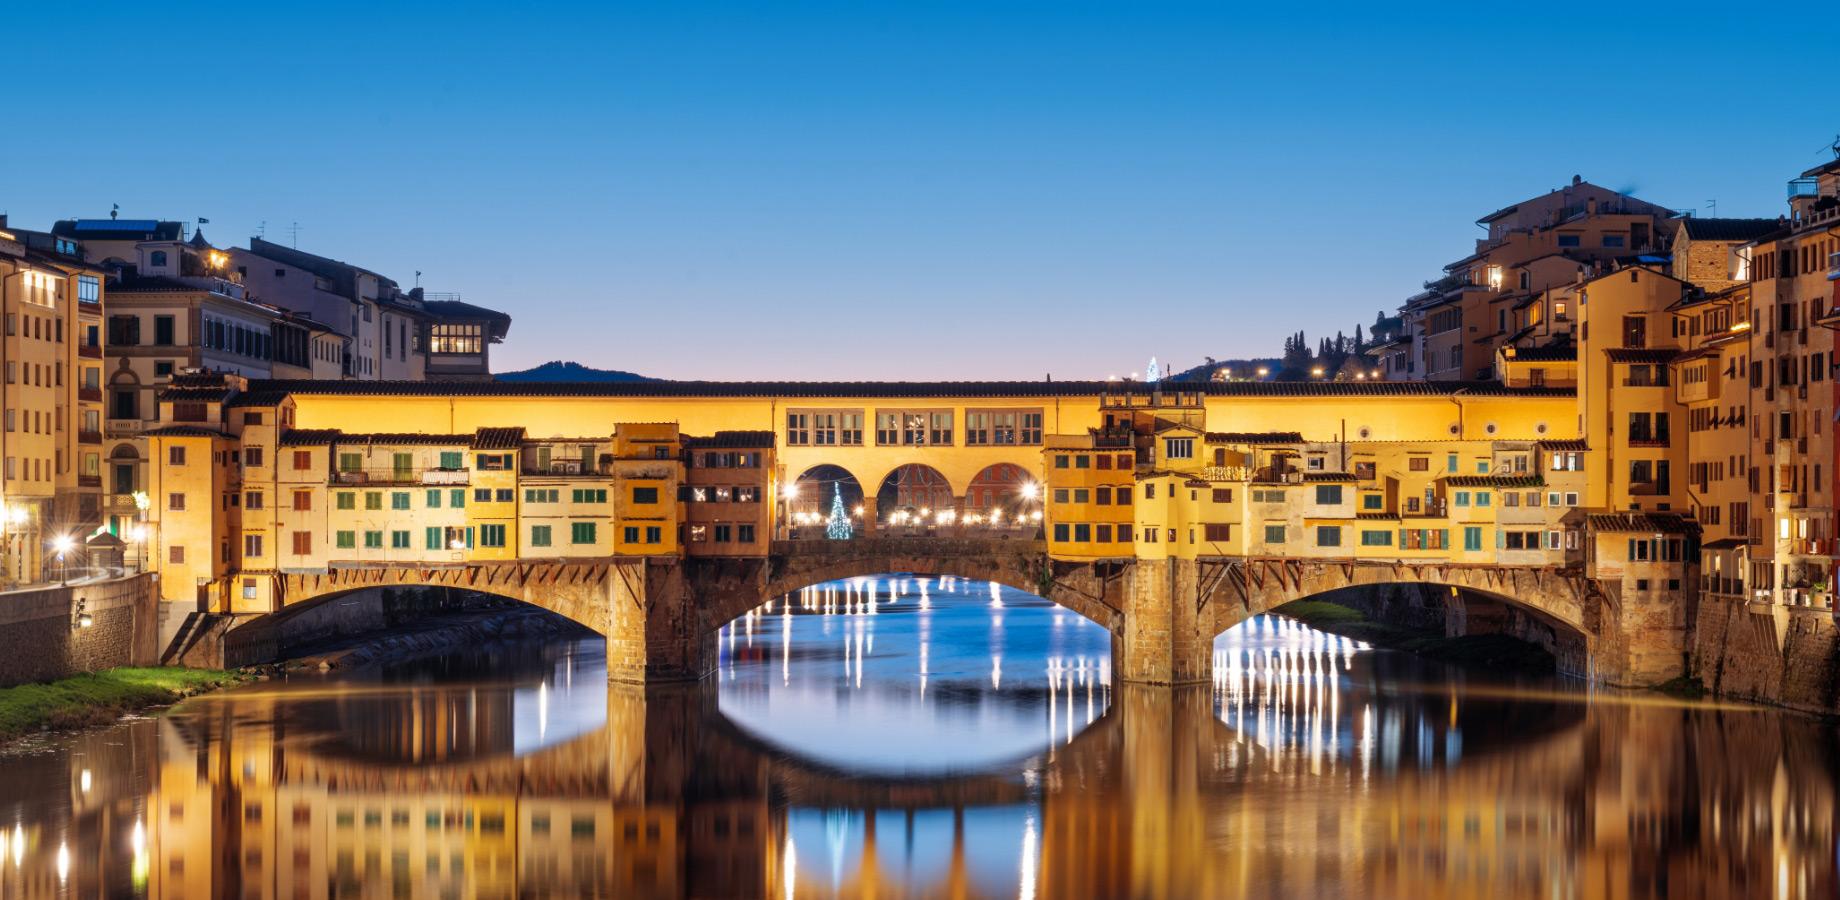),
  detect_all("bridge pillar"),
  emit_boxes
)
[605,559,717,684]
[1116,558,1212,685]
